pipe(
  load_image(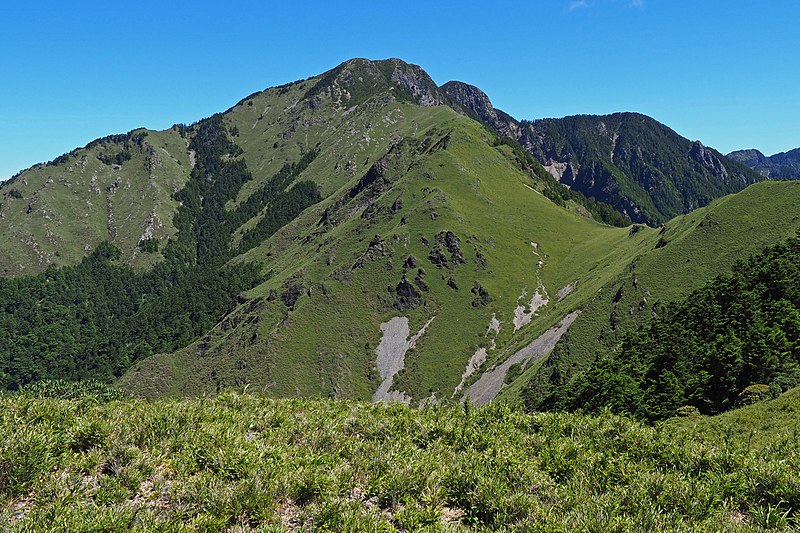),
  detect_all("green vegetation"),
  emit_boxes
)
[2,57,800,530]
[520,181,800,416]
[671,385,800,449]
[1,57,797,413]
[521,113,764,225]
[2,387,799,531]
[18,379,133,403]
[0,126,191,276]
[235,149,321,253]
[137,237,160,253]
[492,135,631,227]
[0,109,332,390]
[119,112,653,402]
[534,235,800,421]
[0,240,259,389]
